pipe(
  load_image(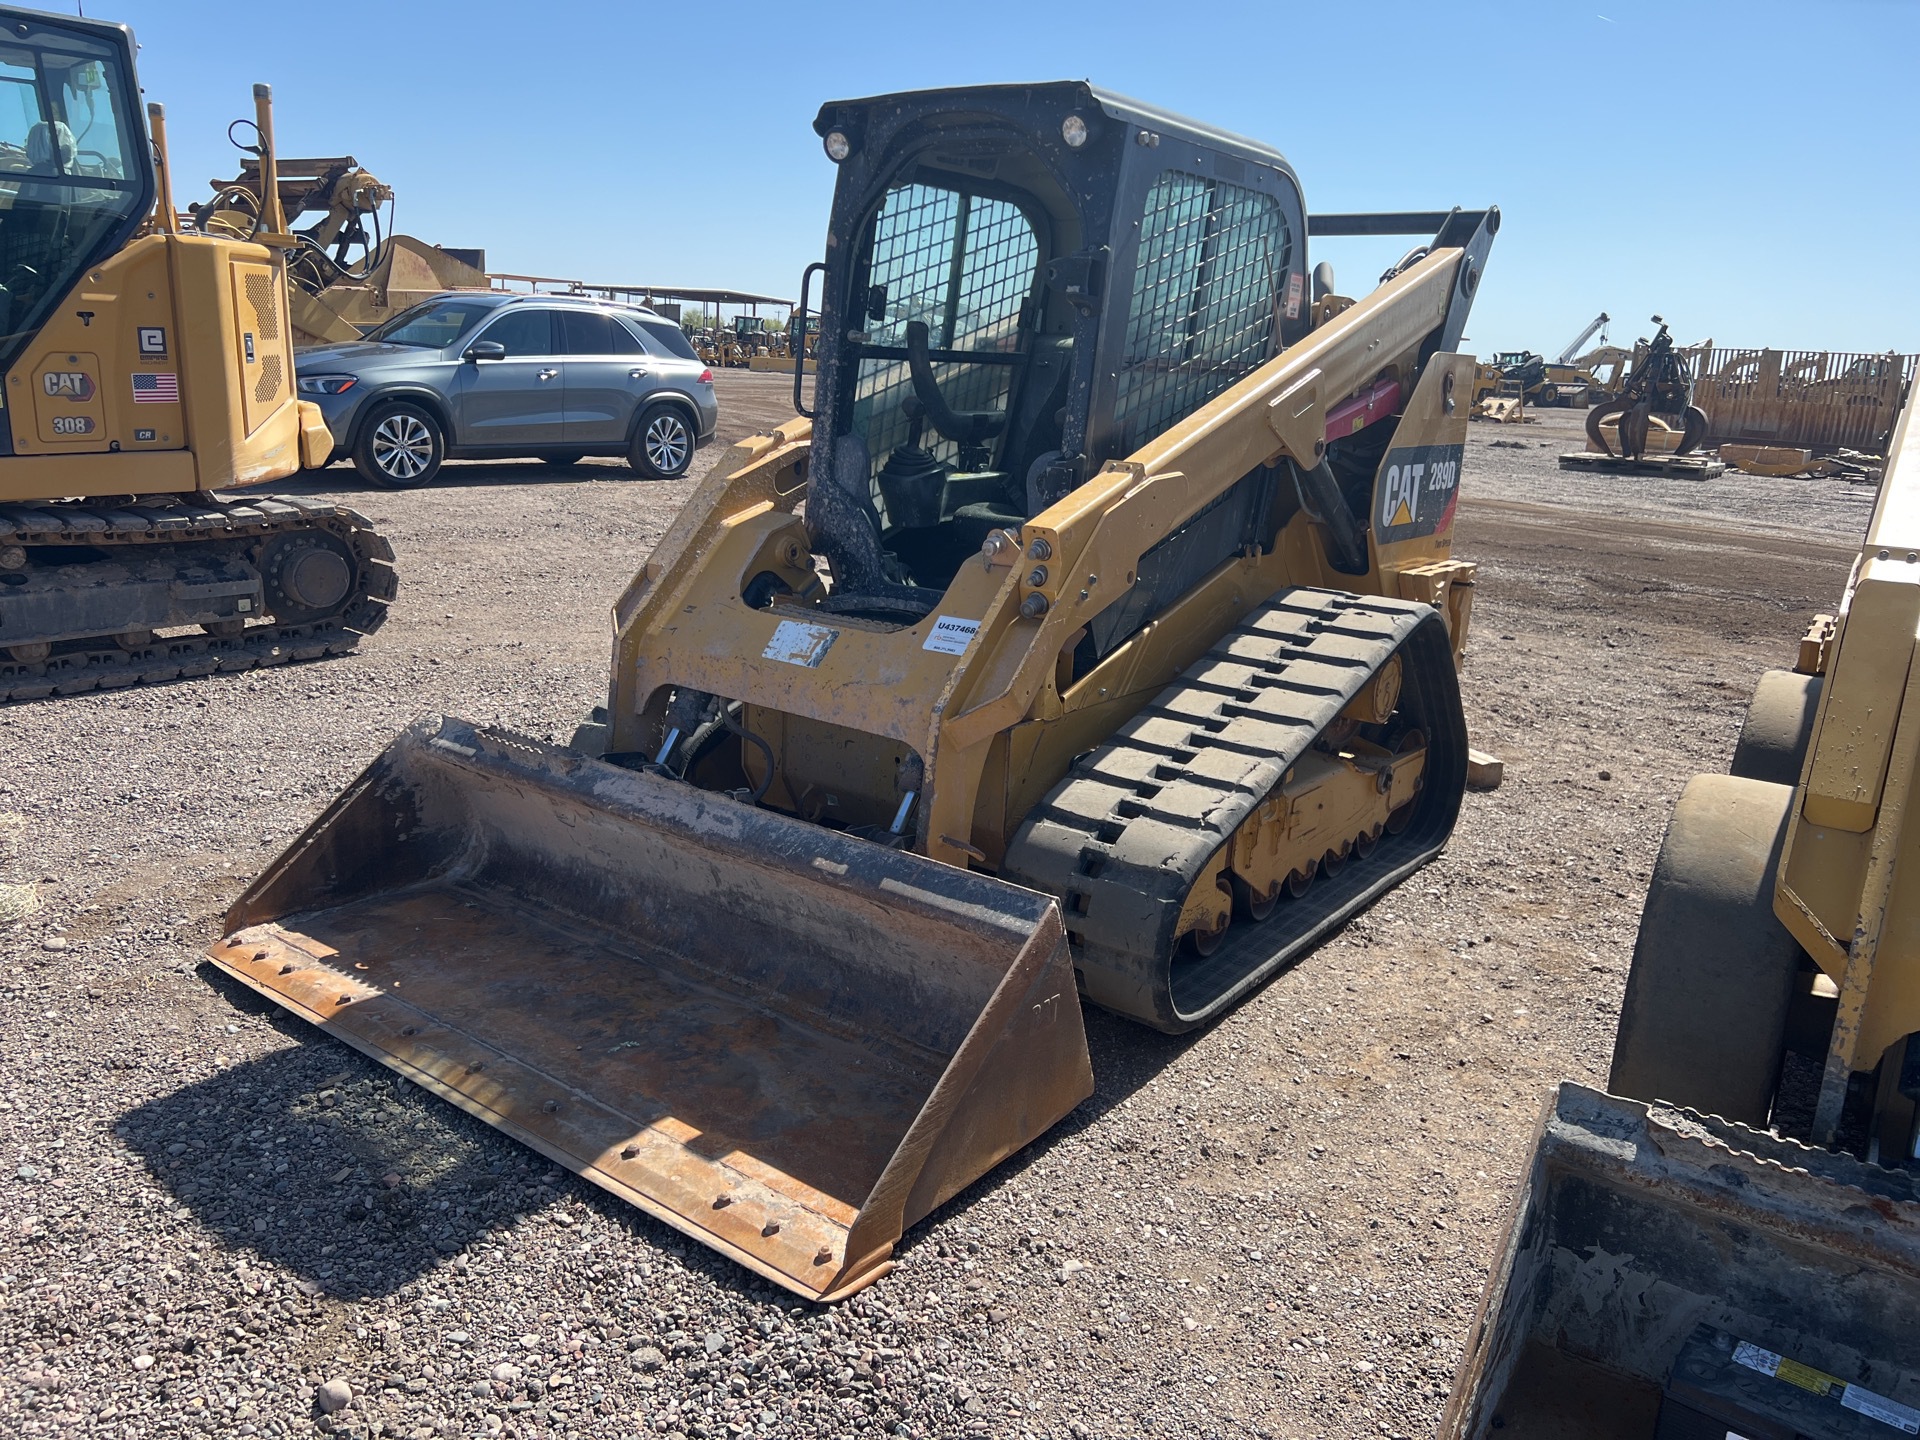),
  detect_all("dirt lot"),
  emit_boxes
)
[0,377,1870,1440]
